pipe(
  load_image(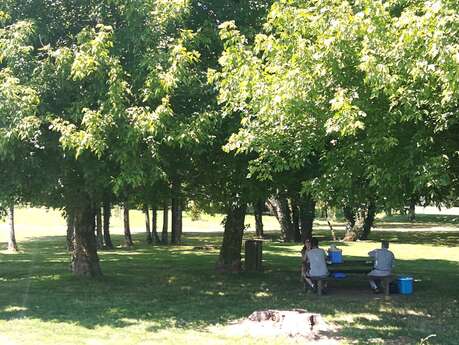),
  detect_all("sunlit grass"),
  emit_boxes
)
[0,209,458,344]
